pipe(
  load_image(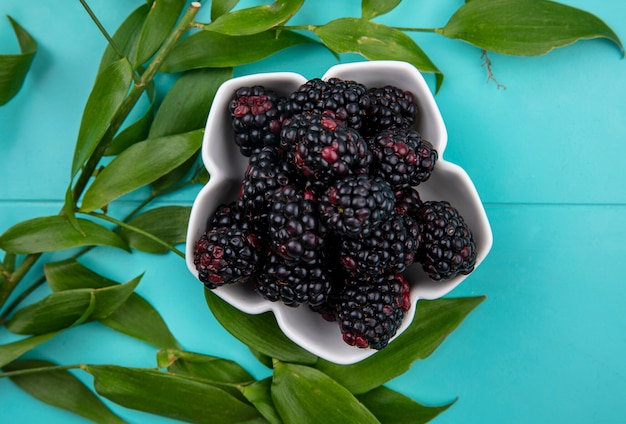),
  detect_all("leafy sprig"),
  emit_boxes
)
[0,0,622,422]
